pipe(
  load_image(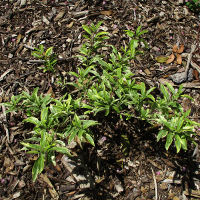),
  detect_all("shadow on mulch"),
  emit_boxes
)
[59,113,200,199]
